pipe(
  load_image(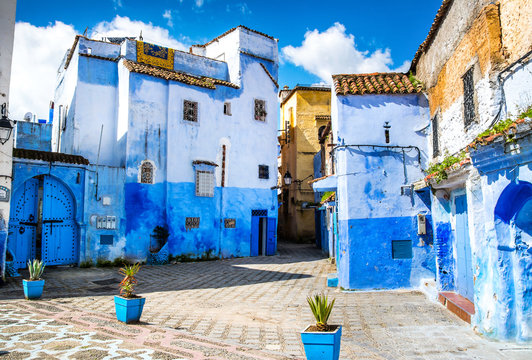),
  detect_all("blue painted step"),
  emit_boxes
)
[327,273,338,287]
